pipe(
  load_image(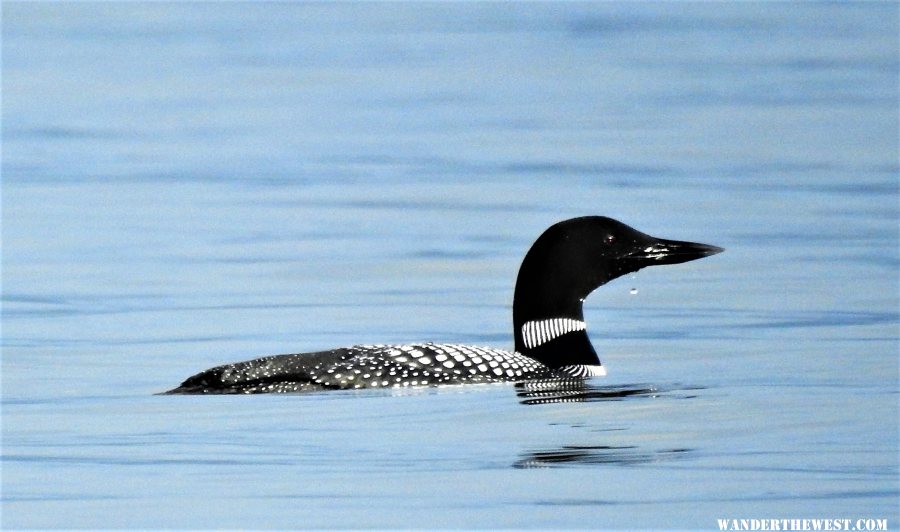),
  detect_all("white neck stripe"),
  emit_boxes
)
[521,318,586,349]
[560,364,607,378]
